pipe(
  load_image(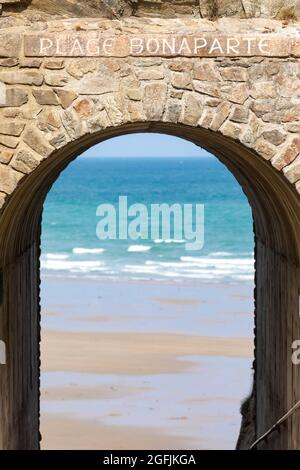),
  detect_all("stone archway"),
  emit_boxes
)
[0,16,300,450]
